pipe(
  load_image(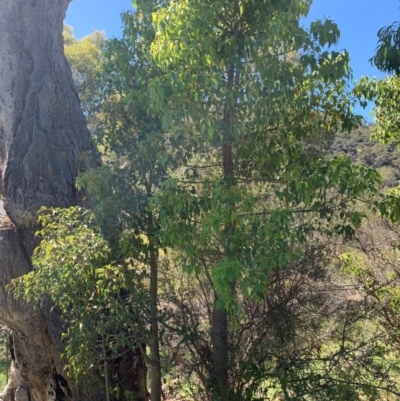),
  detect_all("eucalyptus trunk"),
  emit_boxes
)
[0,0,97,399]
